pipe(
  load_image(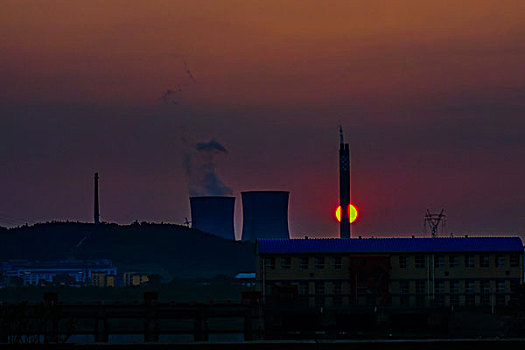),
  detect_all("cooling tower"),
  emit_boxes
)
[241,191,290,241]
[190,196,235,240]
